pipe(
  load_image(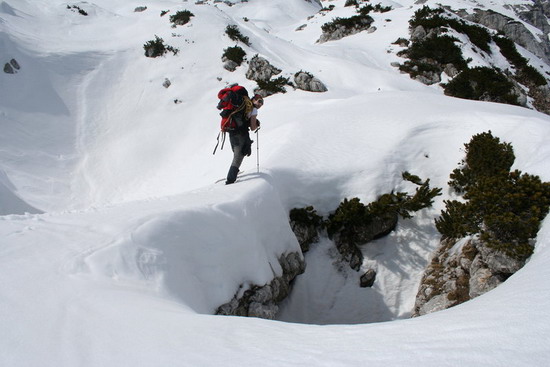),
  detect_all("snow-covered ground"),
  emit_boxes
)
[1,0,550,365]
